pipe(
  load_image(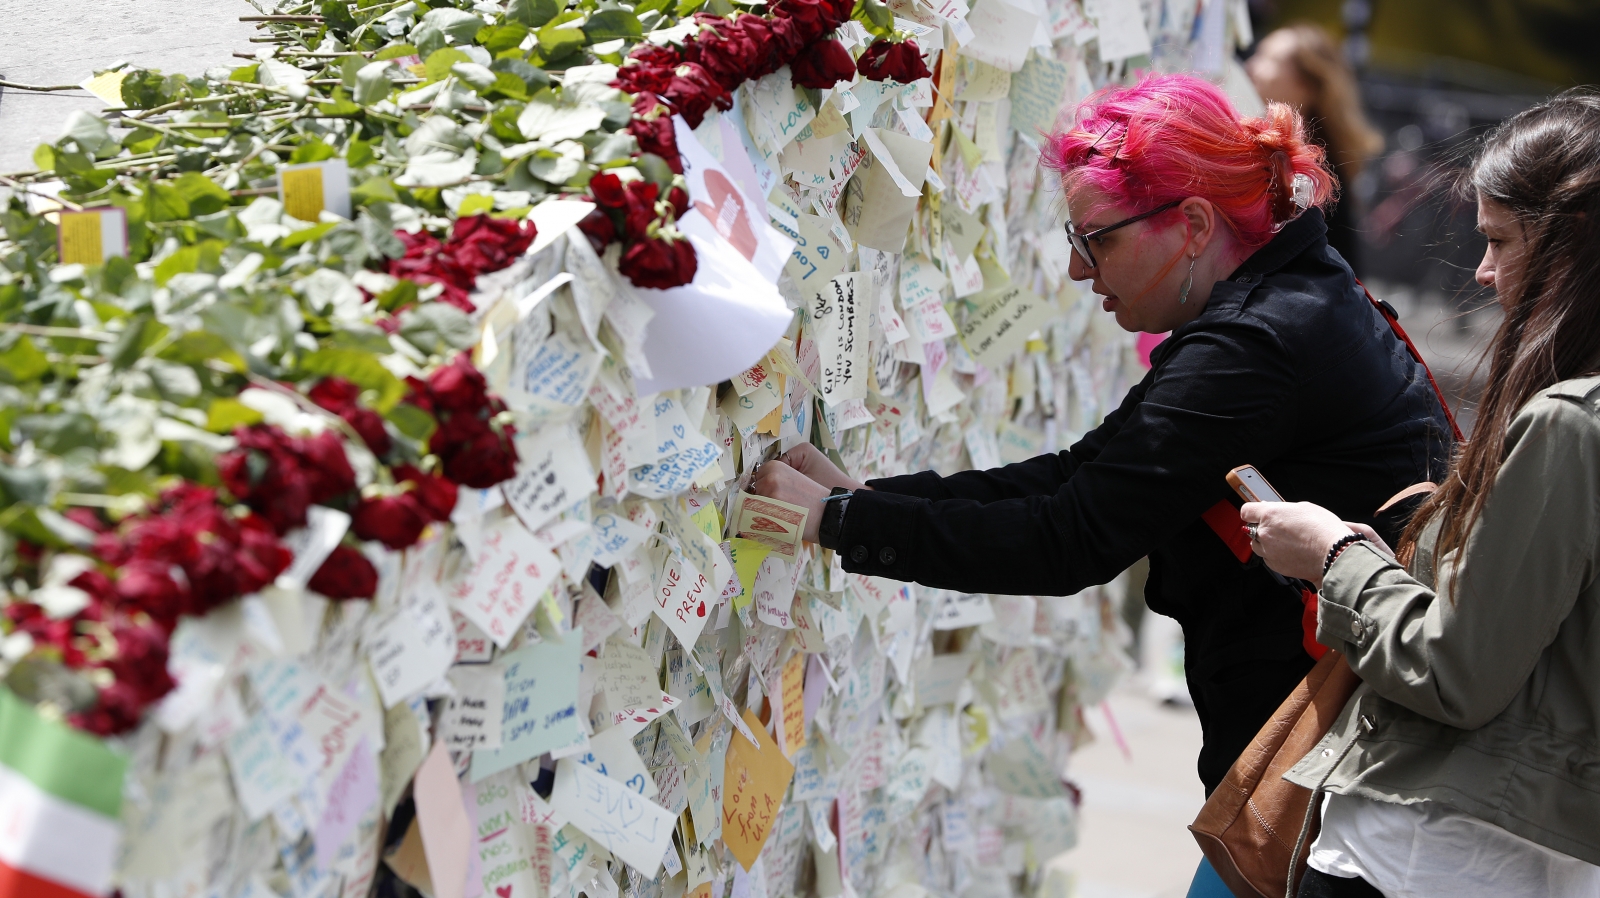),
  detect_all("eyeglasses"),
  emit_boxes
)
[1065,199,1182,268]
